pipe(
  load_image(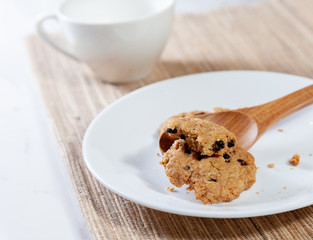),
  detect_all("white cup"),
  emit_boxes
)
[36,0,174,83]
